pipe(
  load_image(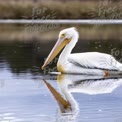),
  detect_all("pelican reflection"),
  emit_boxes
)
[58,74,122,95]
[43,74,122,119]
